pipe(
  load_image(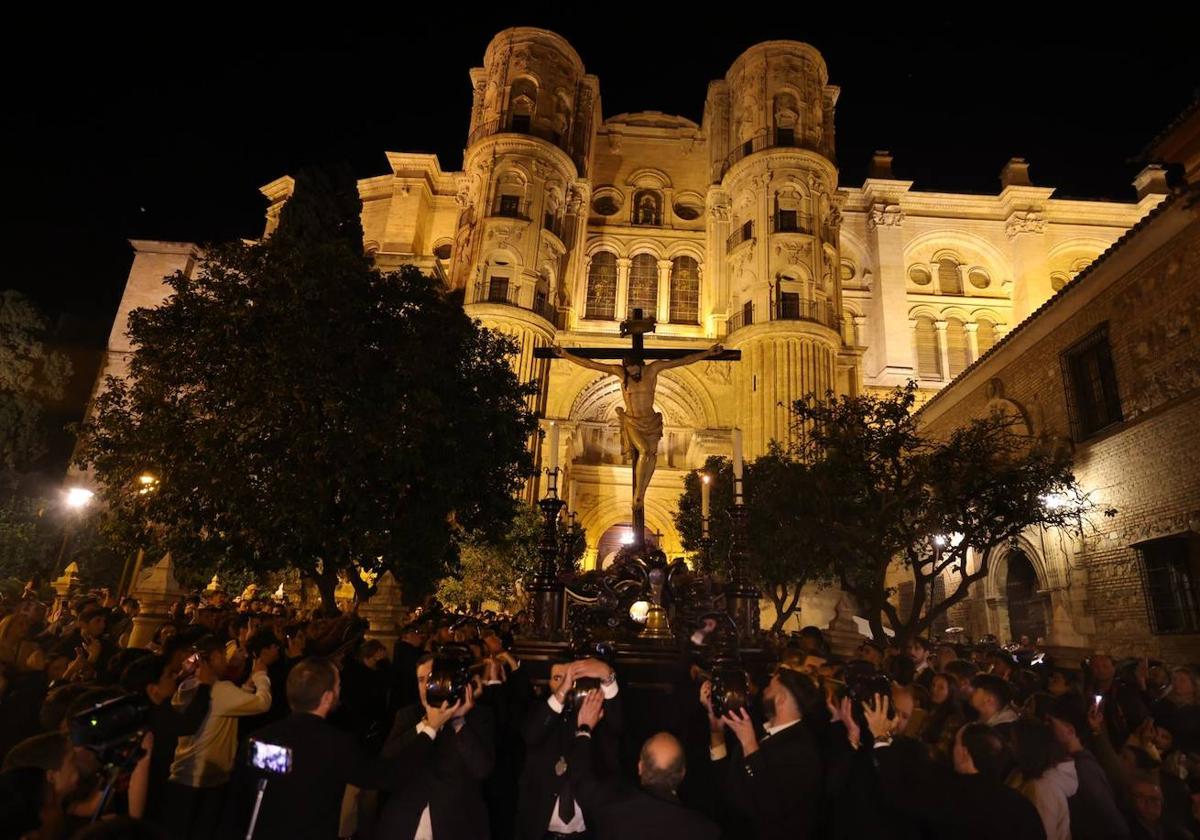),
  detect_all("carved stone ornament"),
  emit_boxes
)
[774,241,812,265]
[867,203,903,229]
[1004,210,1046,239]
[709,203,731,223]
